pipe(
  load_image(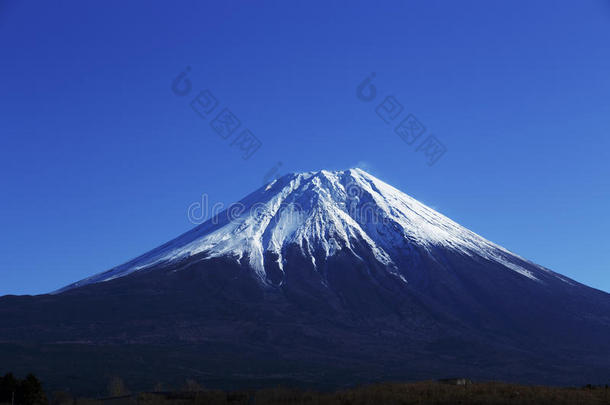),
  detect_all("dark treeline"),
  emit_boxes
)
[0,374,47,405]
